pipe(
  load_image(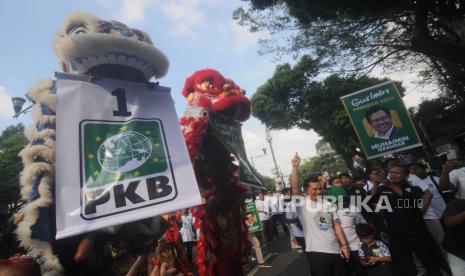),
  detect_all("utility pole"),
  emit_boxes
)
[265,128,285,190]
